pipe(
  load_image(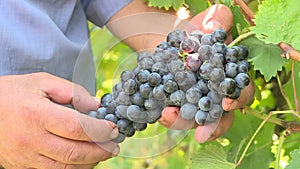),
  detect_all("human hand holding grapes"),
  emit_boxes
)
[159,4,255,143]
[0,73,119,168]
